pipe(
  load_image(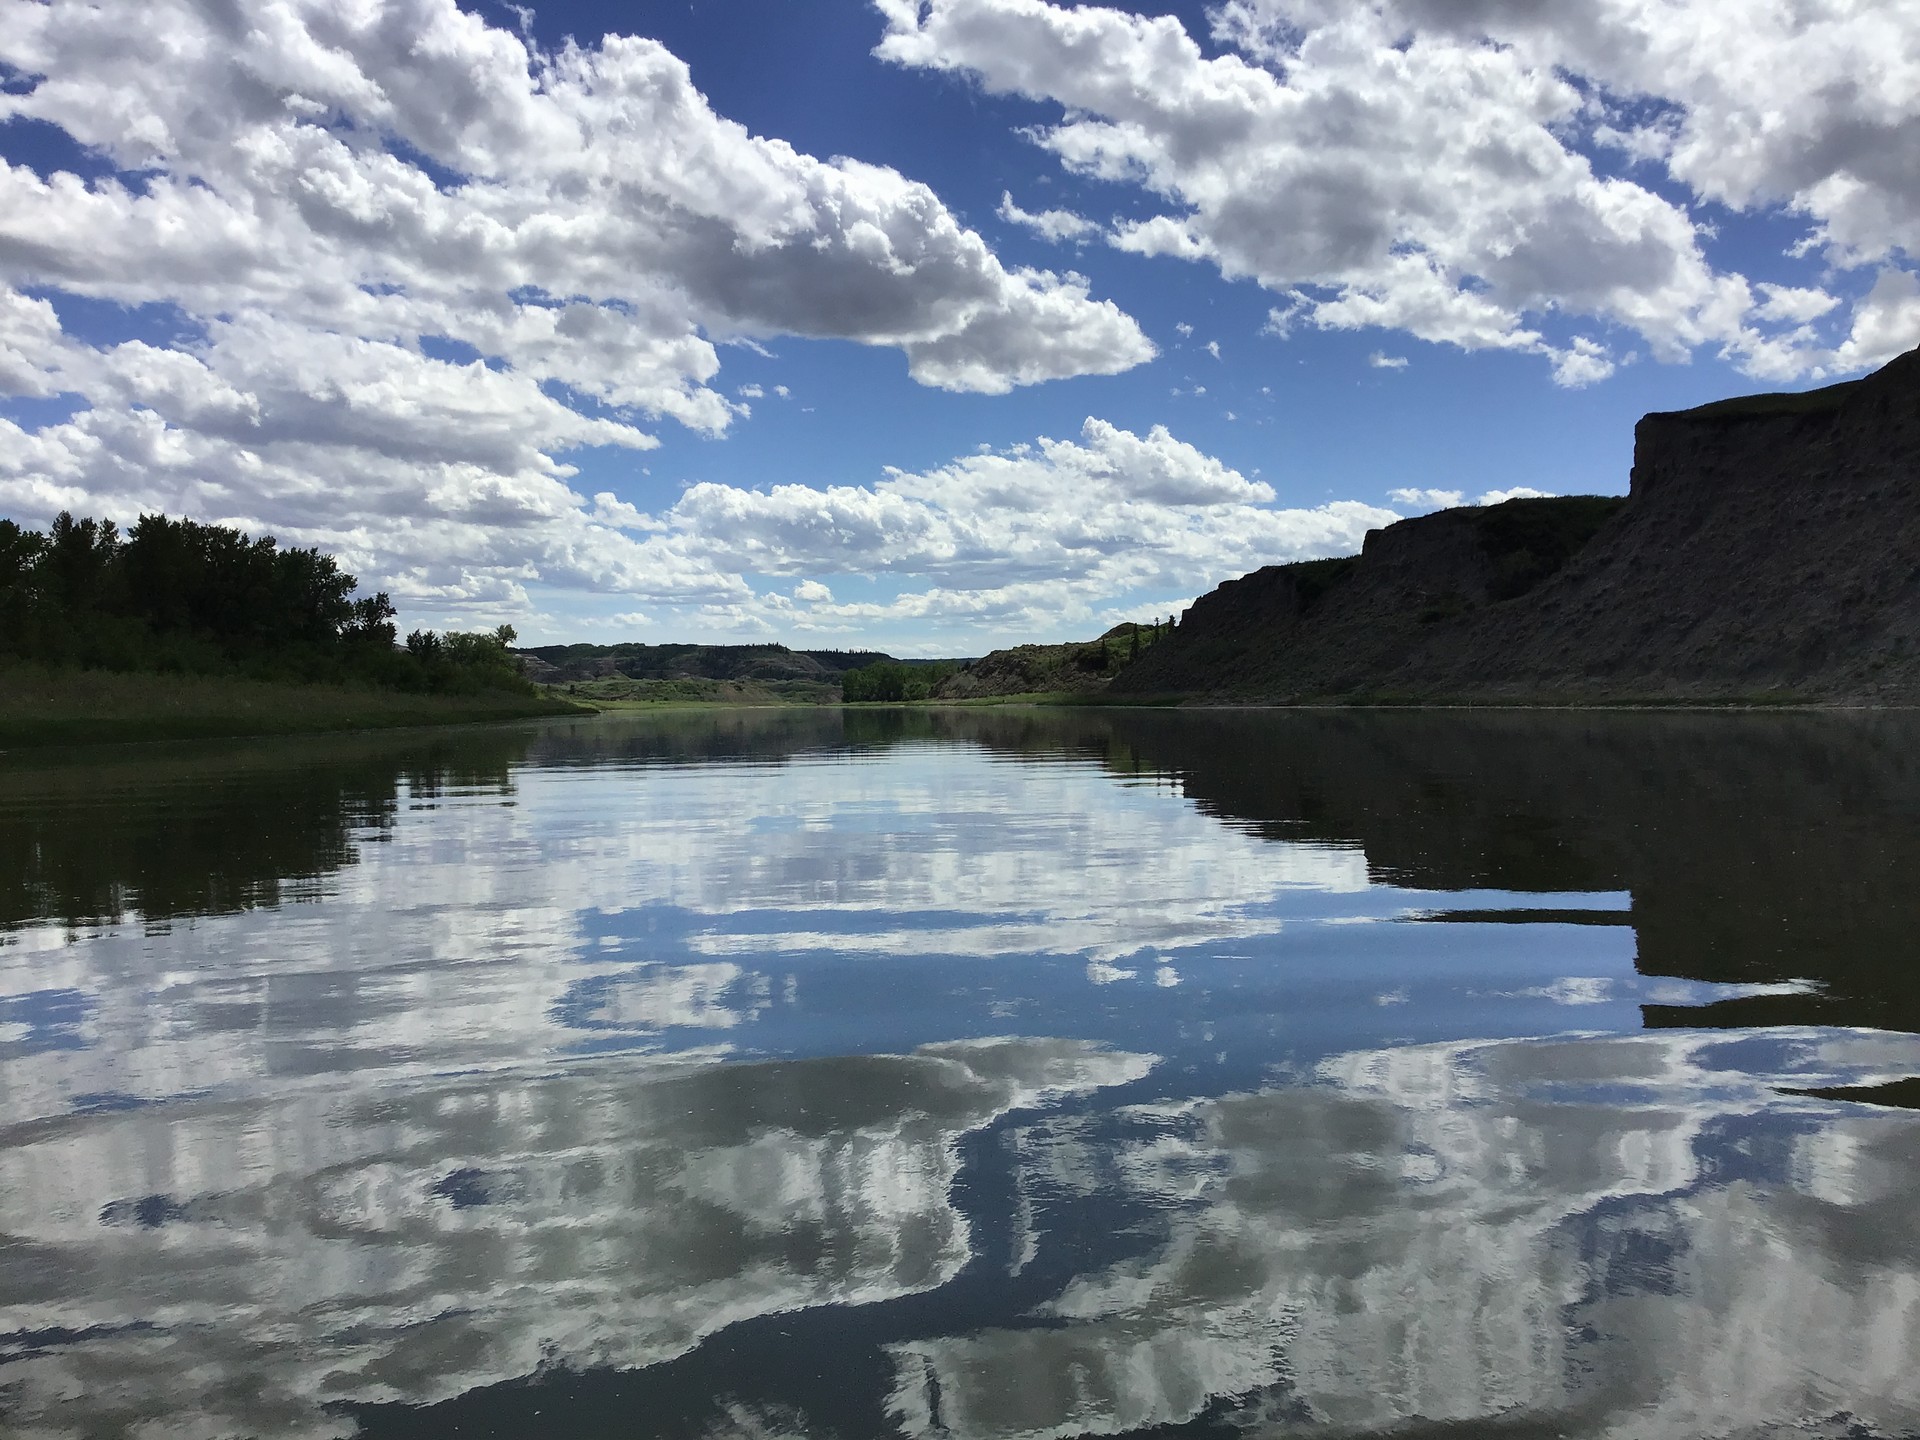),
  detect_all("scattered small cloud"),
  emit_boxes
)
[592,493,666,532]
[1550,338,1616,388]
[1510,977,1615,1006]
[1368,351,1409,370]
[1389,485,1558,509]
[1389,487,1466,509]
[1754,284,1840,326]
[997,191,1098,243]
